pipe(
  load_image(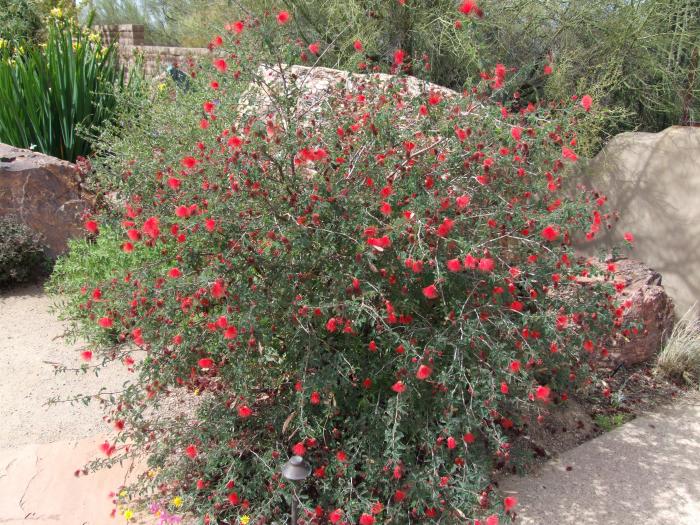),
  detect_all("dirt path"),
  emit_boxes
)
[502,394,700,524]
[0,284,131,449]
